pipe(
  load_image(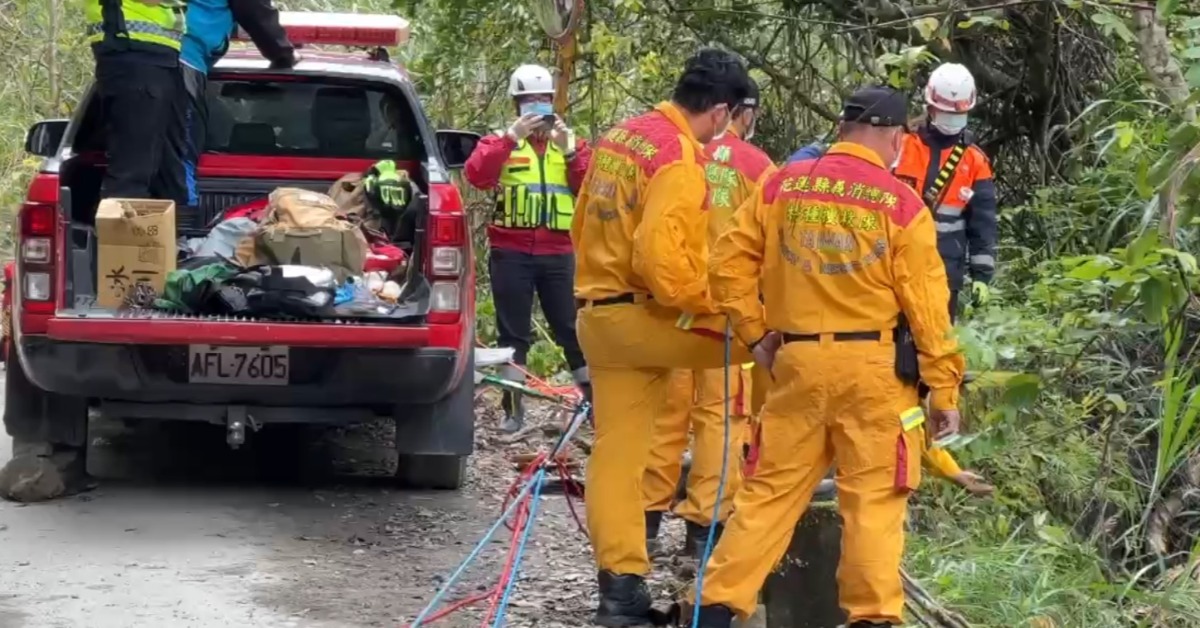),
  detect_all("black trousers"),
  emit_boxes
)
[95,52,187,205]
[488,248,586,372]
[177,63,208,208]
